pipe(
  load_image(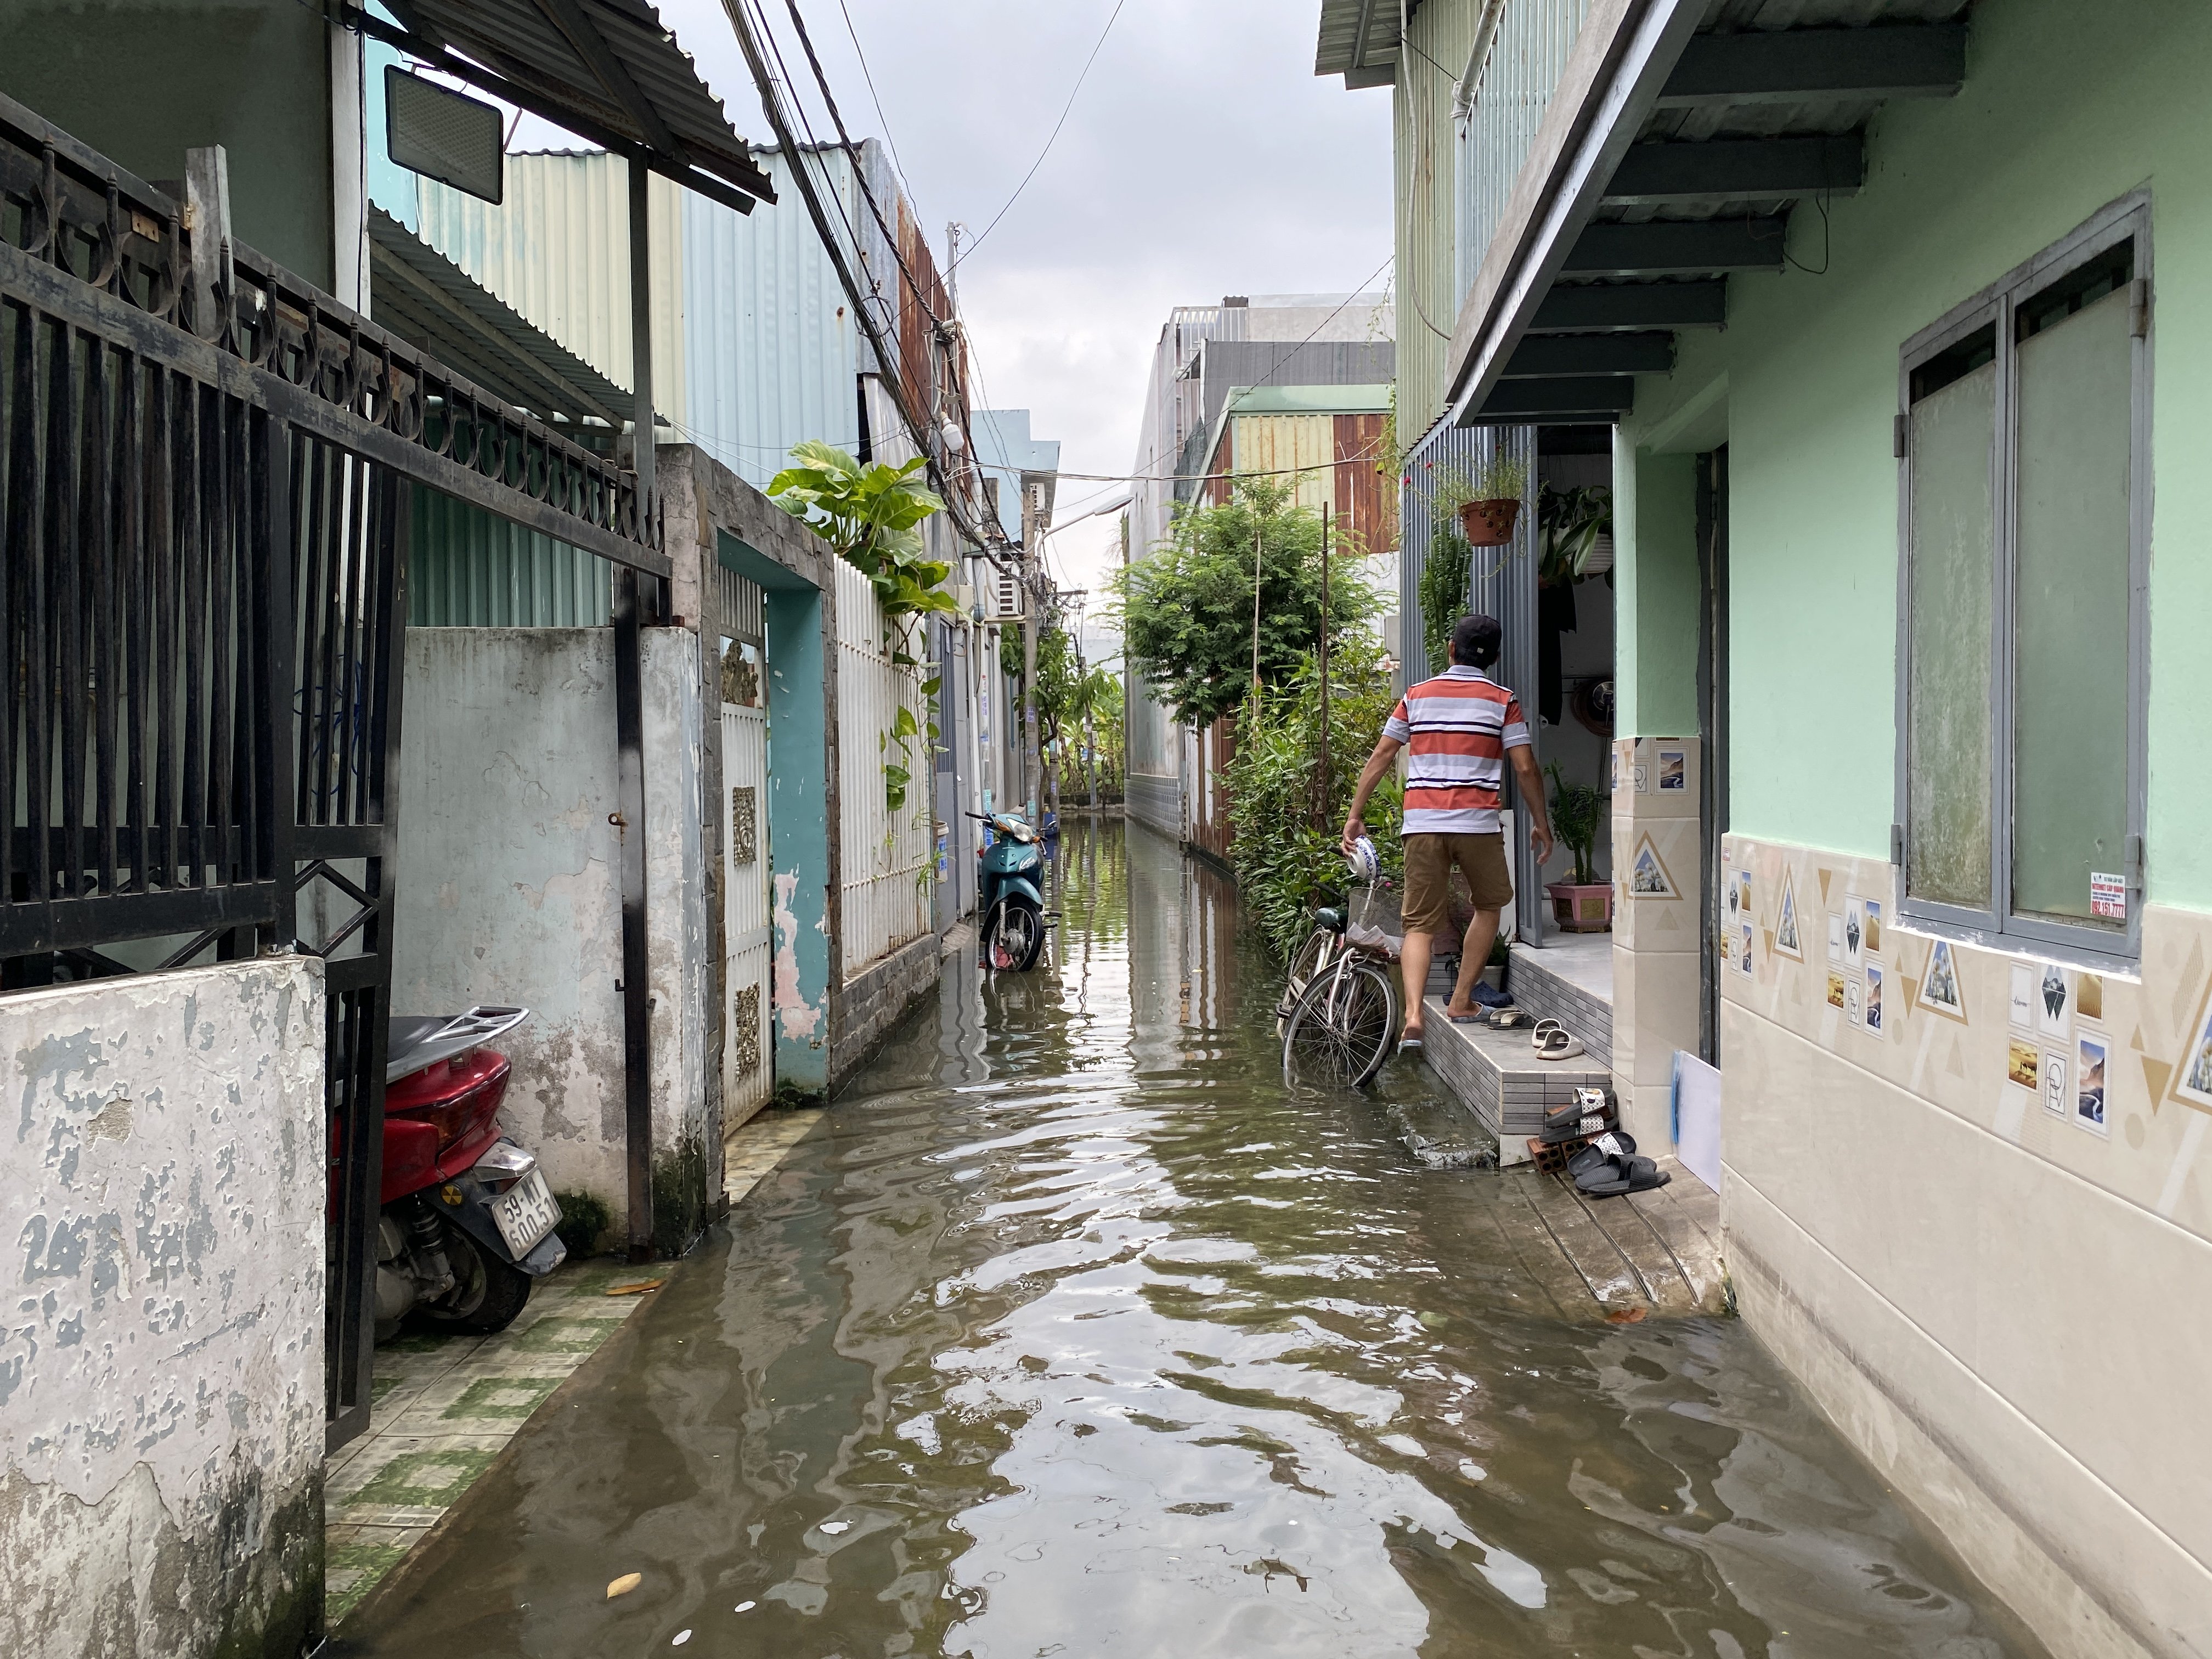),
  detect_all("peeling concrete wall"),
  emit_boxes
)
[0,956,326,1659]
[392,629,629,1237]
[642,627,714,1252]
